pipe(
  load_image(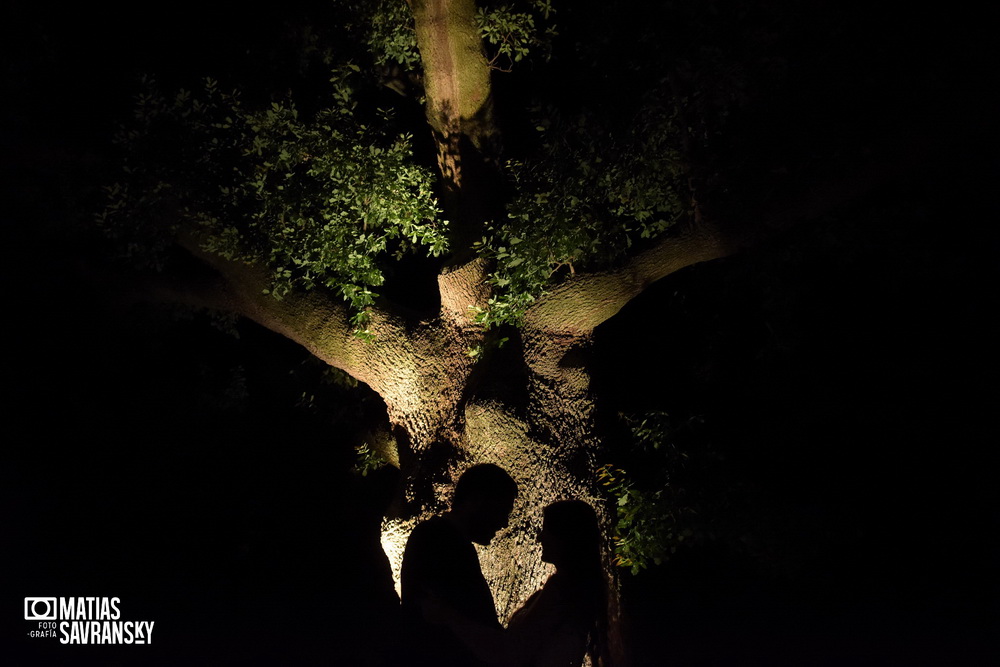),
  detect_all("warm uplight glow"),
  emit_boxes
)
[380,513,554,619]
[380,517,418,598]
